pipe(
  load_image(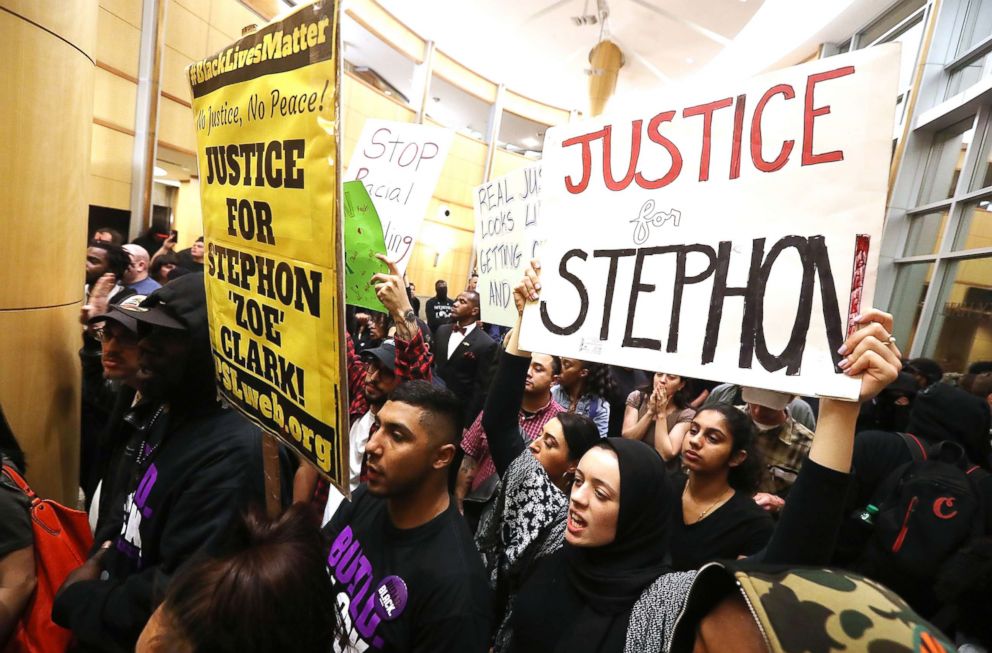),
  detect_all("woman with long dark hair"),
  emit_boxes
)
[0,405,35,648]
[622,371,695,464]
[668,404,772,571]
[498,261,902,653]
